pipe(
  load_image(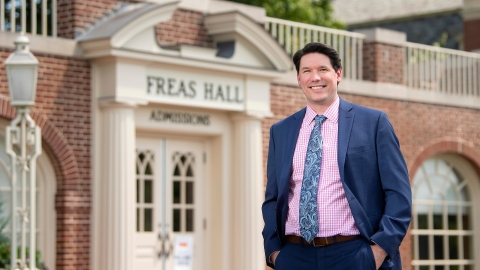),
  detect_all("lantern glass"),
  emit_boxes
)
[4,35,39,108]
[7,65,38,107]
